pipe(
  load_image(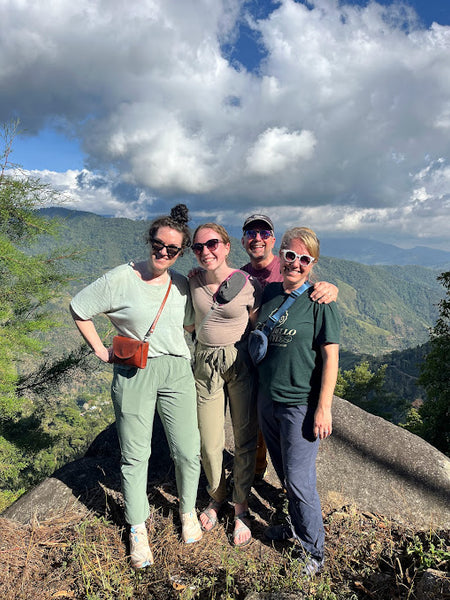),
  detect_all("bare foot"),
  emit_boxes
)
[233,513,251,546]
[233,502,251,546]
[199,500,222,531]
